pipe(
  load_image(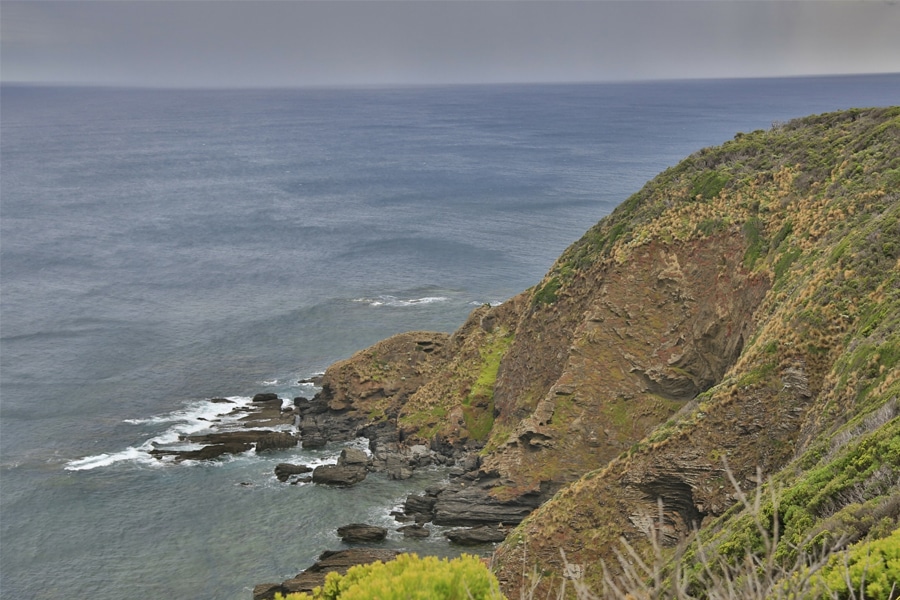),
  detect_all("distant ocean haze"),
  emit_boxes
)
[1,75,899,599]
